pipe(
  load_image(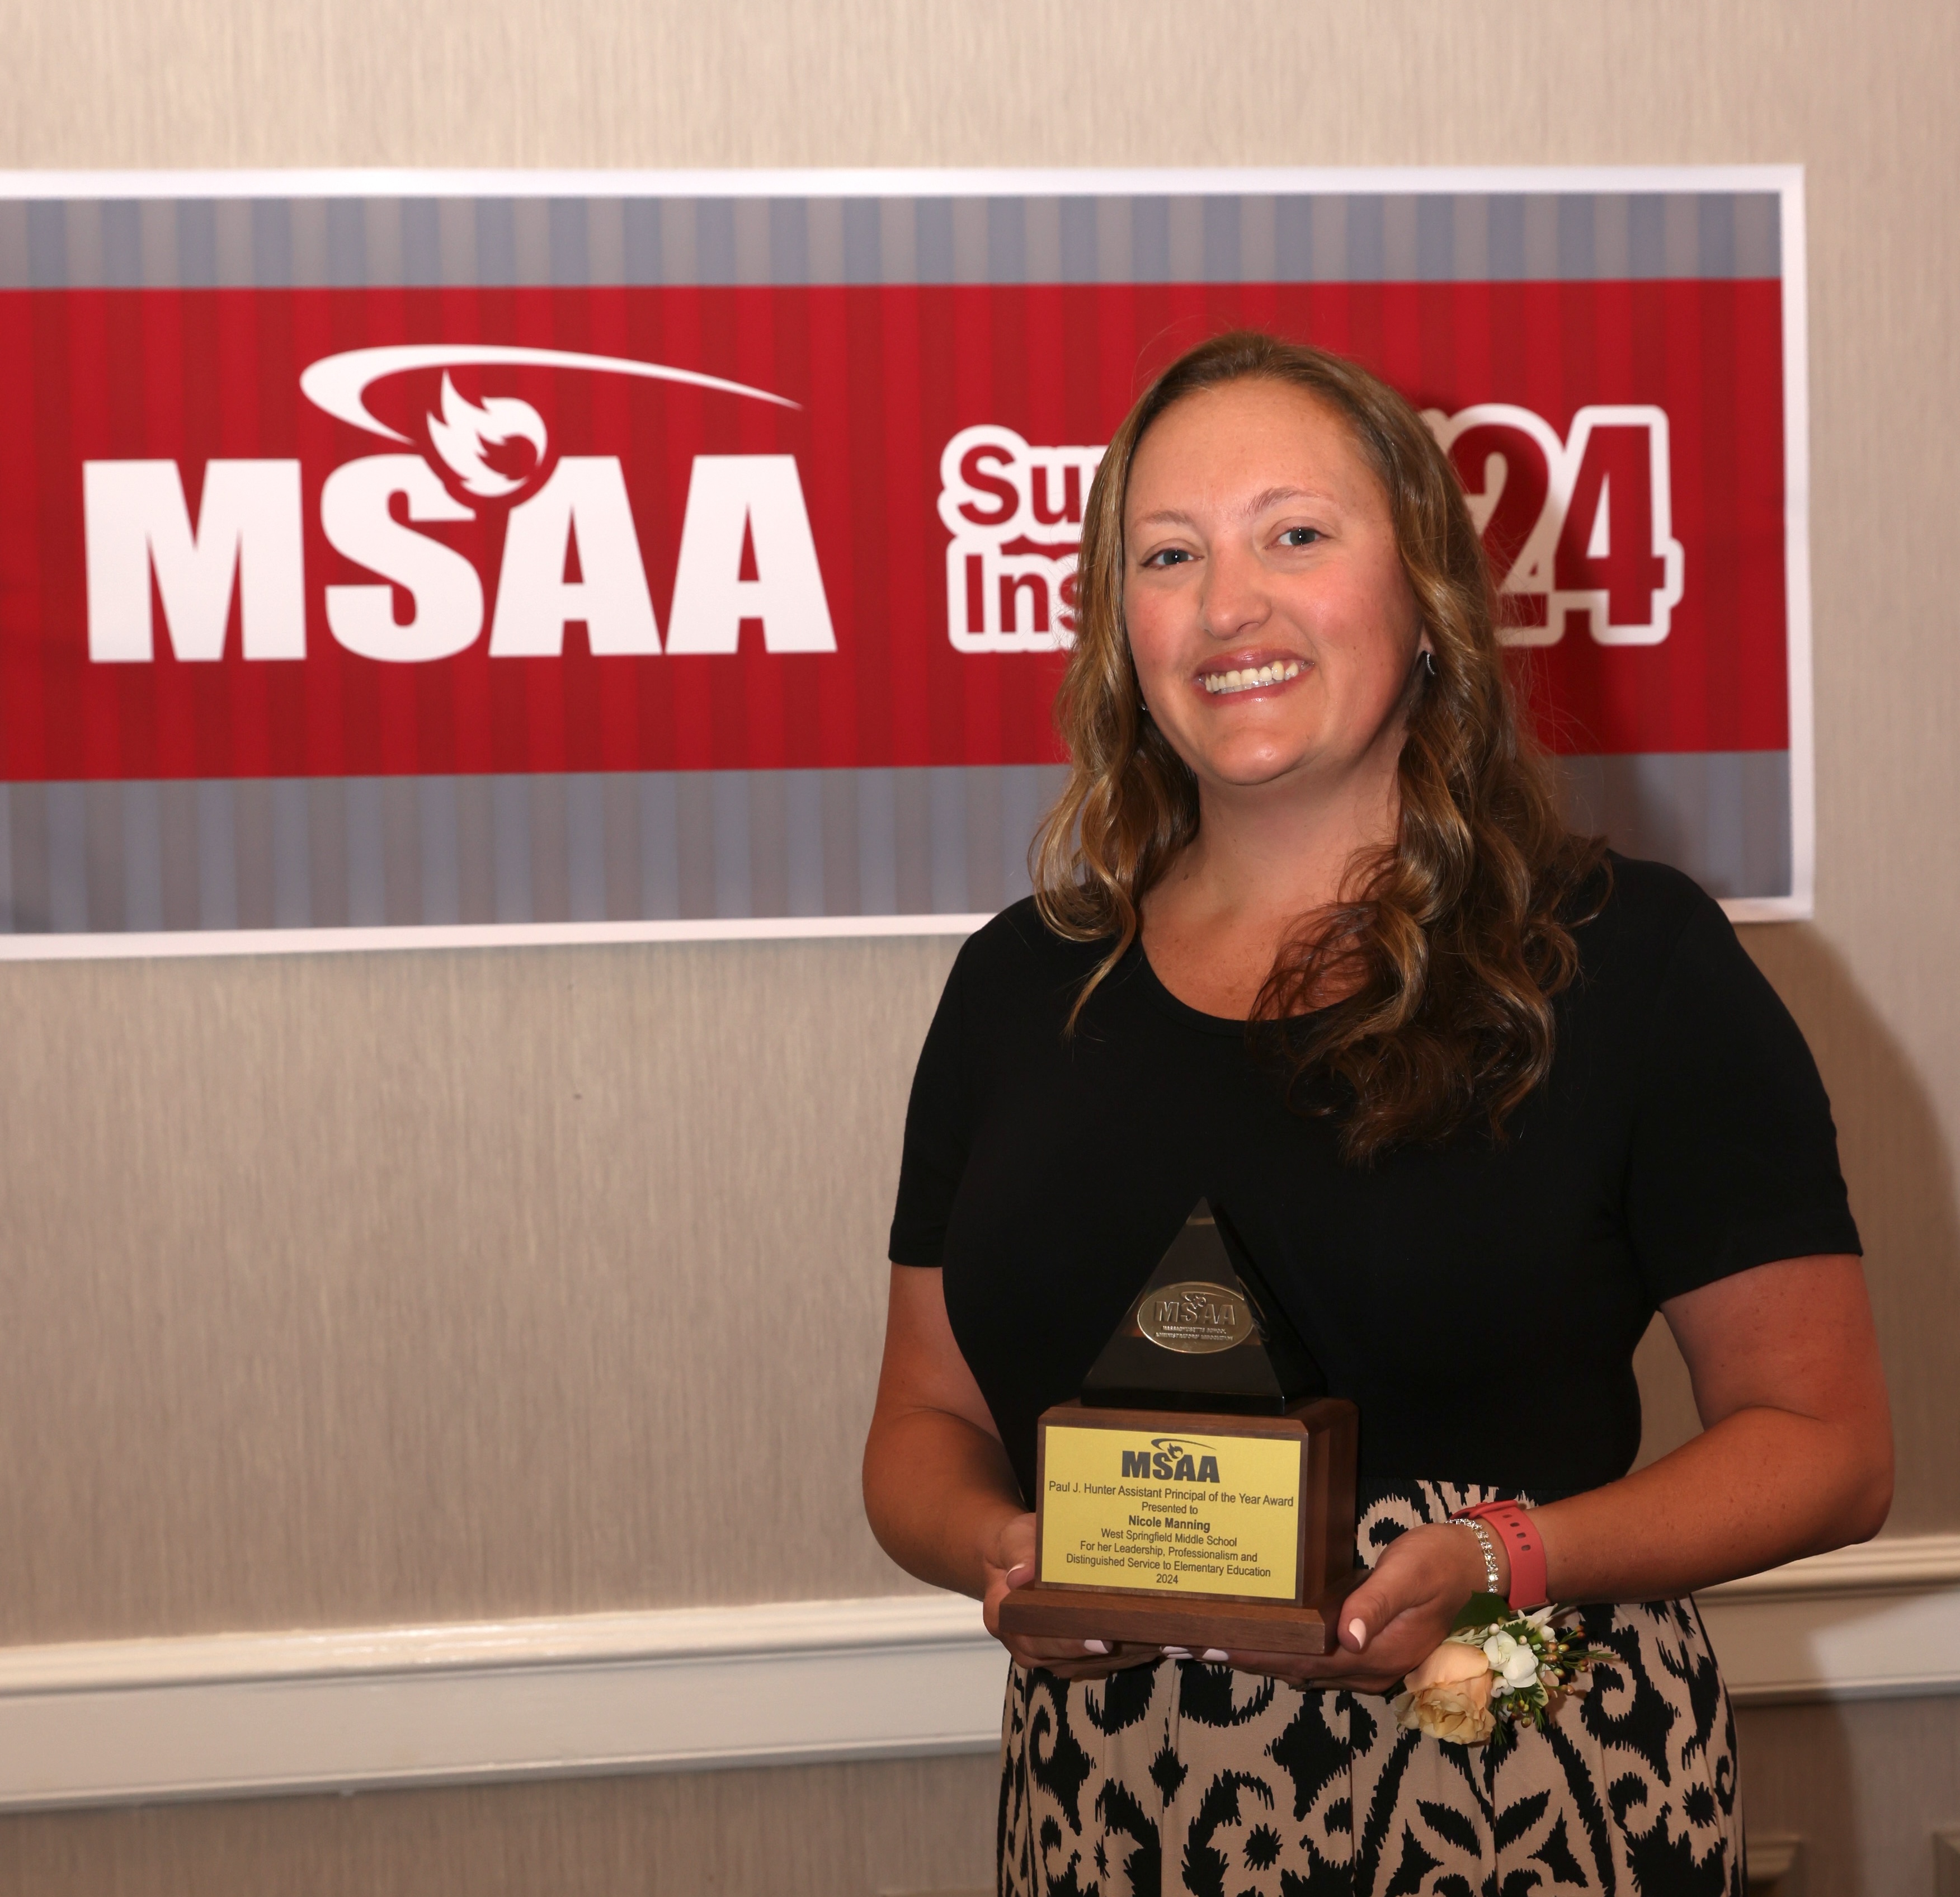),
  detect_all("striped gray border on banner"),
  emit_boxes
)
[0,192,1782,291]
[1558,752,1792,901]
[0,755,1788,935]
[0,767,1069,934]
